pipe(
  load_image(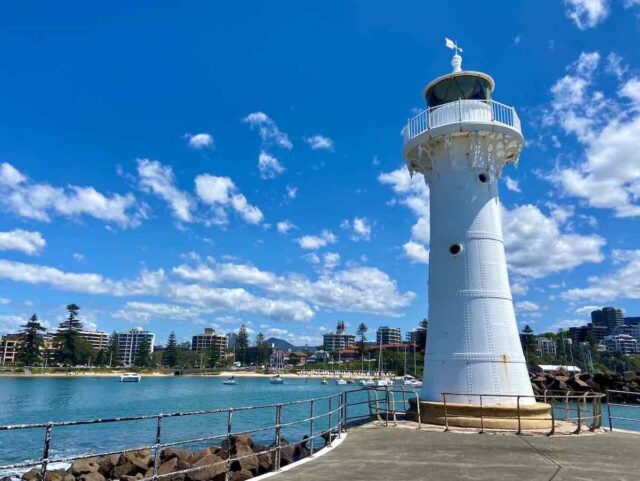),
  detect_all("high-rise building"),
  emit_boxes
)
[591,307,624,332]
[624,317,640,326]
[322,321,355,352]
[117,328,155,366]
[568,323,608,344]
[191,328,228,361]
[376,326,402,345]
